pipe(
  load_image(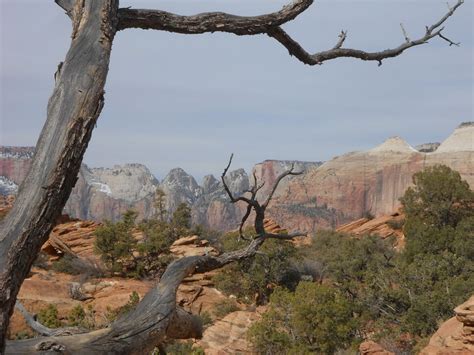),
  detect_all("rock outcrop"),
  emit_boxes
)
[421,295,474,354]
[269,122,473,232]
[9,221,238,342]
[1,123,472,232]
[415,142,440,153]
[359,341,395,355]
[41,217,101,262]
[336,211,405,249]
[196,309,264,354]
